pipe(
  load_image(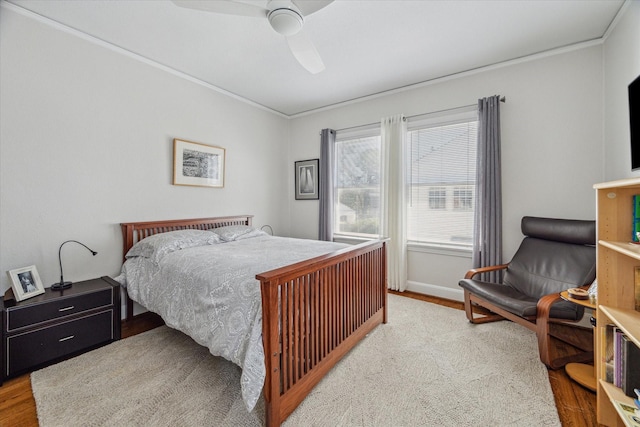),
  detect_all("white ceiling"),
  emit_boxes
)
[6,0,626,117]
